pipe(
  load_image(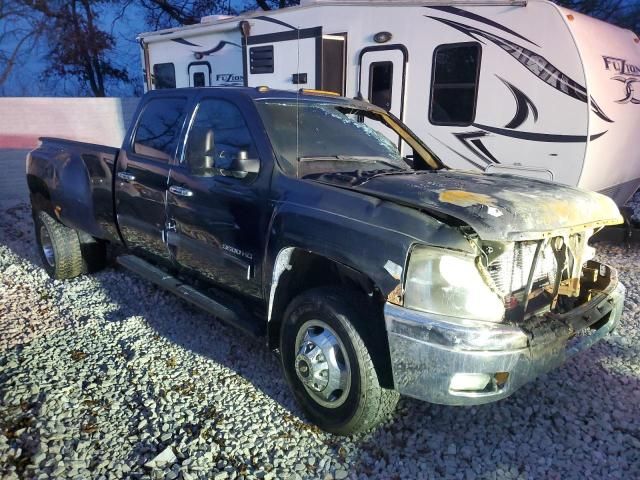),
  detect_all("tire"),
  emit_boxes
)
[34,211,85,280]
[280,287,399,435]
